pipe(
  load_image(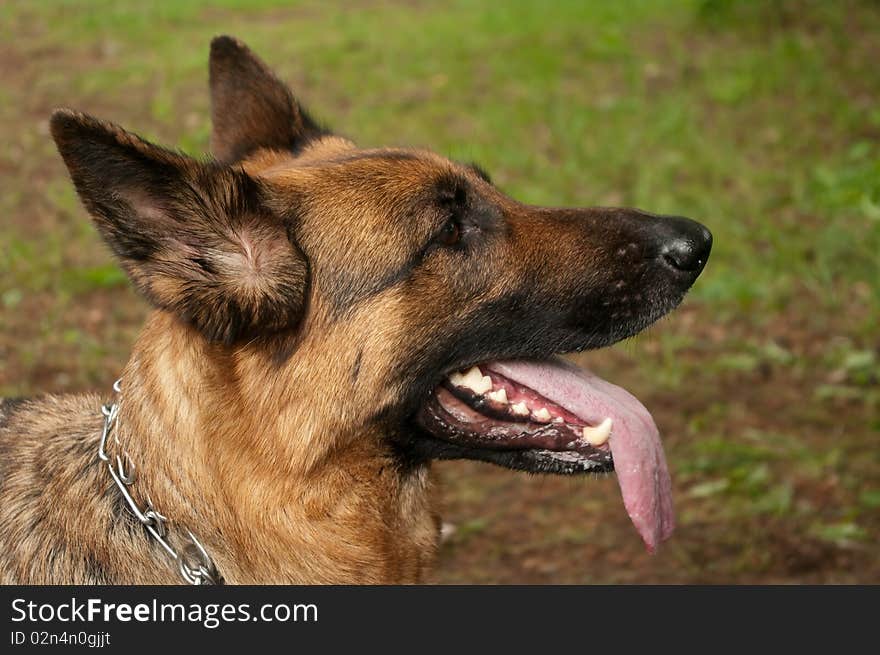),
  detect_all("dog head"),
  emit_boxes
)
[51,36,711,550]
